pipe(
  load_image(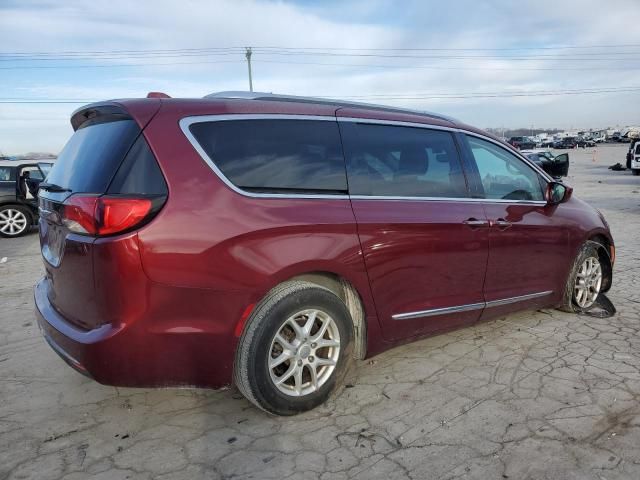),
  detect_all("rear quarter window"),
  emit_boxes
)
[188,119,348,194]
[0,167,14,181]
